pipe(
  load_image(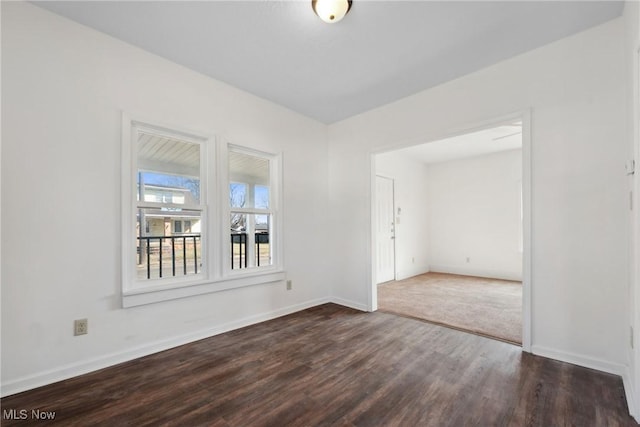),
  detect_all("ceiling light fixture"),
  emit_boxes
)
[312,0,352,24]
